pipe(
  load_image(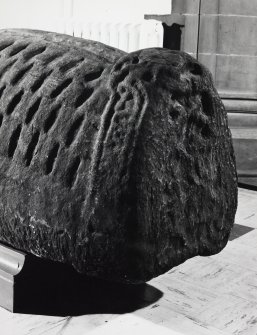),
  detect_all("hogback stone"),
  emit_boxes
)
[0,29,237,283]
